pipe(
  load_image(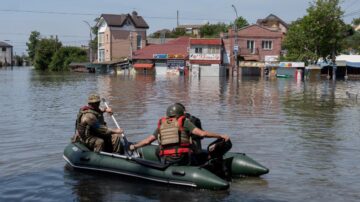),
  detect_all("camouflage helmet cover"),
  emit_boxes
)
[88,93,101,104]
